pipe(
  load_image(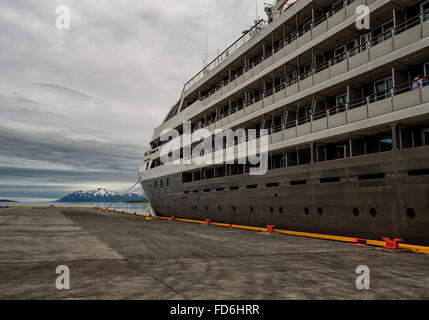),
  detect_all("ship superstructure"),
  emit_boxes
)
[139,0,429,245]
